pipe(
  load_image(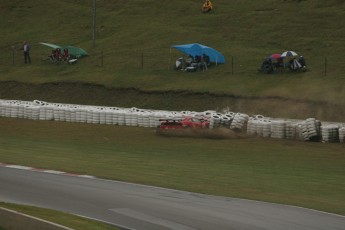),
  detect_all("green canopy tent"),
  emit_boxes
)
[39,42,63,50]
[39,42,89,58]
[65,45,88,58]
